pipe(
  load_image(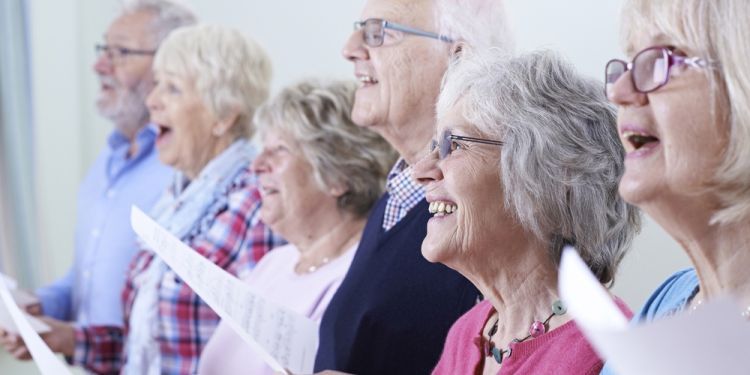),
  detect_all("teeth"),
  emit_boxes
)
[358,75,377,84]
[428,201,458,216]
